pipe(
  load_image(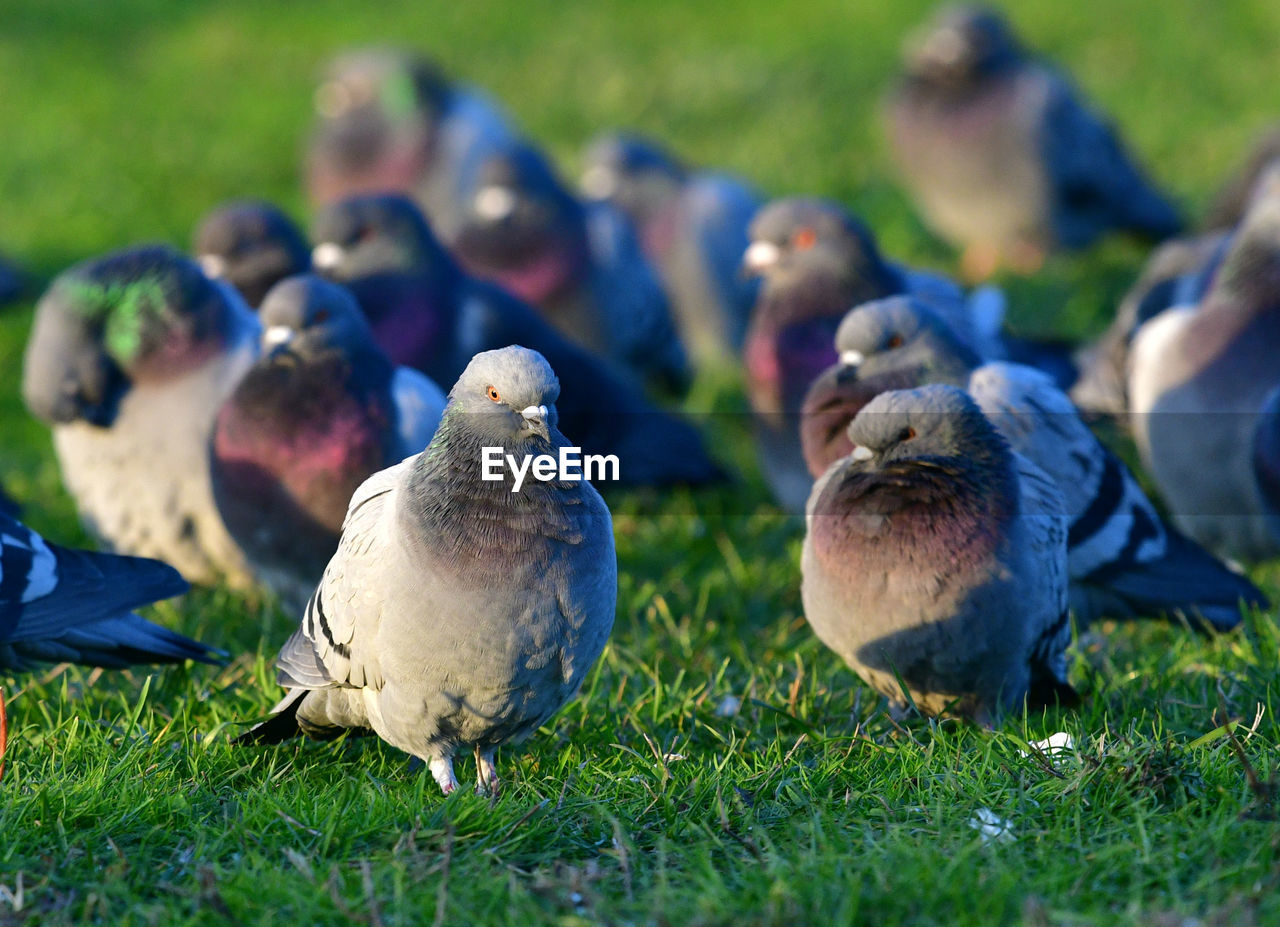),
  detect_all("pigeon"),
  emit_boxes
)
[311,194,724,488]
[193,200,311,308]
[801,296,1266,629]
[305,48,519,245]
[741,196,1014,511]
[801,384,1073,724]
[452,143,689,396]
[1129,174,1280,561]
[884,5,1182,279]
[579,132,761,365]
[236,346,617,795]
[1070,229,1231,417]
[22,246,259,588]
[0,511,222,772]
[210,275,445,610]
[1204,123,1280,231]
